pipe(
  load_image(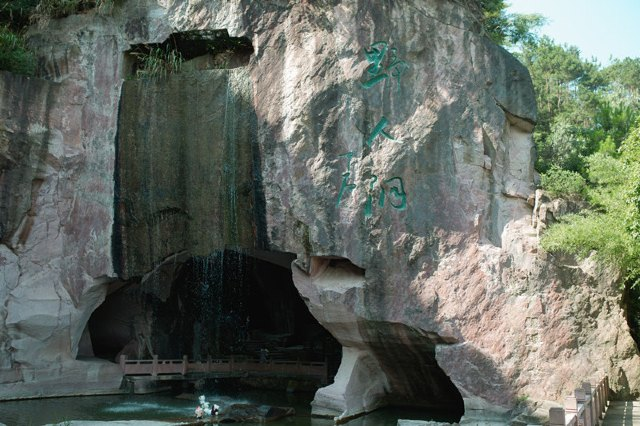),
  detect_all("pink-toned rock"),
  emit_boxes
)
[0,2,636,425]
